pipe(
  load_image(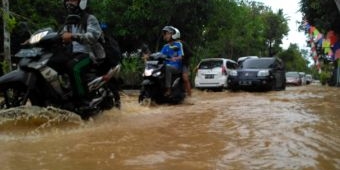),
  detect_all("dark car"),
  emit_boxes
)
[227,57,286,91]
